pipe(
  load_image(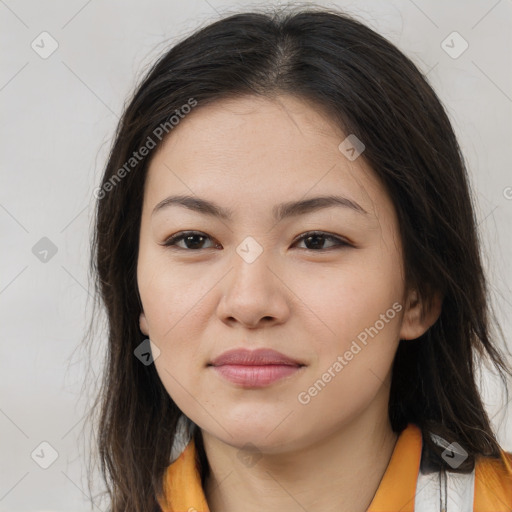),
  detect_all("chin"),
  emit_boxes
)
[205,419,302,453]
